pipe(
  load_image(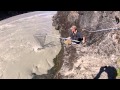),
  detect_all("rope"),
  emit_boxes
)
[82,26,120,45]
[35,34,81,43]
[83,27,120,33]
[34,26,120,46]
